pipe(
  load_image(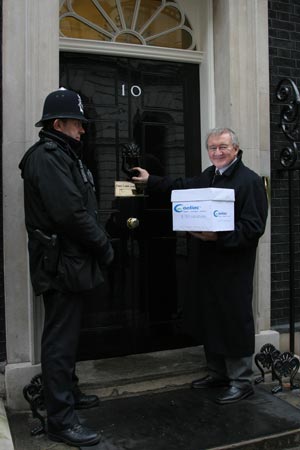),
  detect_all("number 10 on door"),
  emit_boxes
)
[121,84,142,97]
